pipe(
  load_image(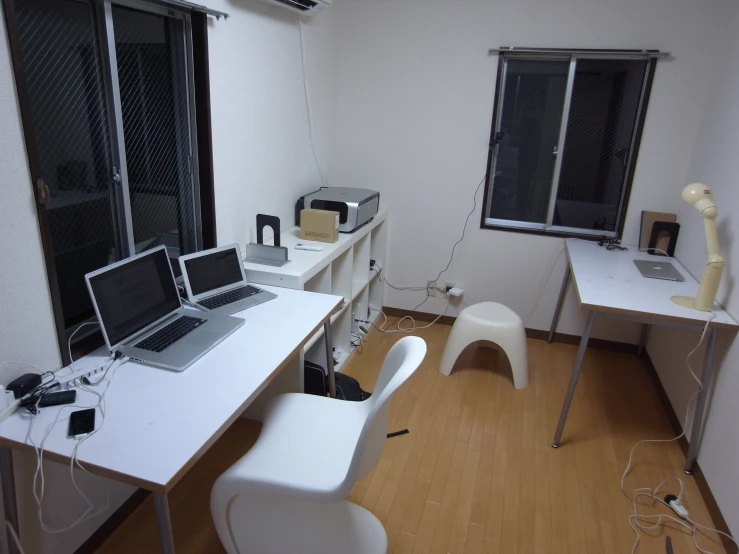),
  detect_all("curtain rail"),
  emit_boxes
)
[489,47,669,58]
